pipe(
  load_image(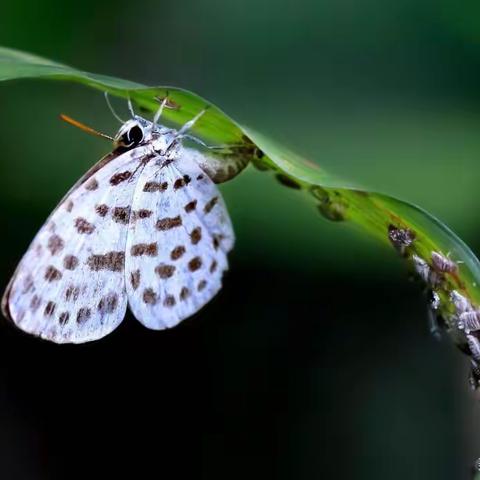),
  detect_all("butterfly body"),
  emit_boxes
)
[2,114,242,343]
